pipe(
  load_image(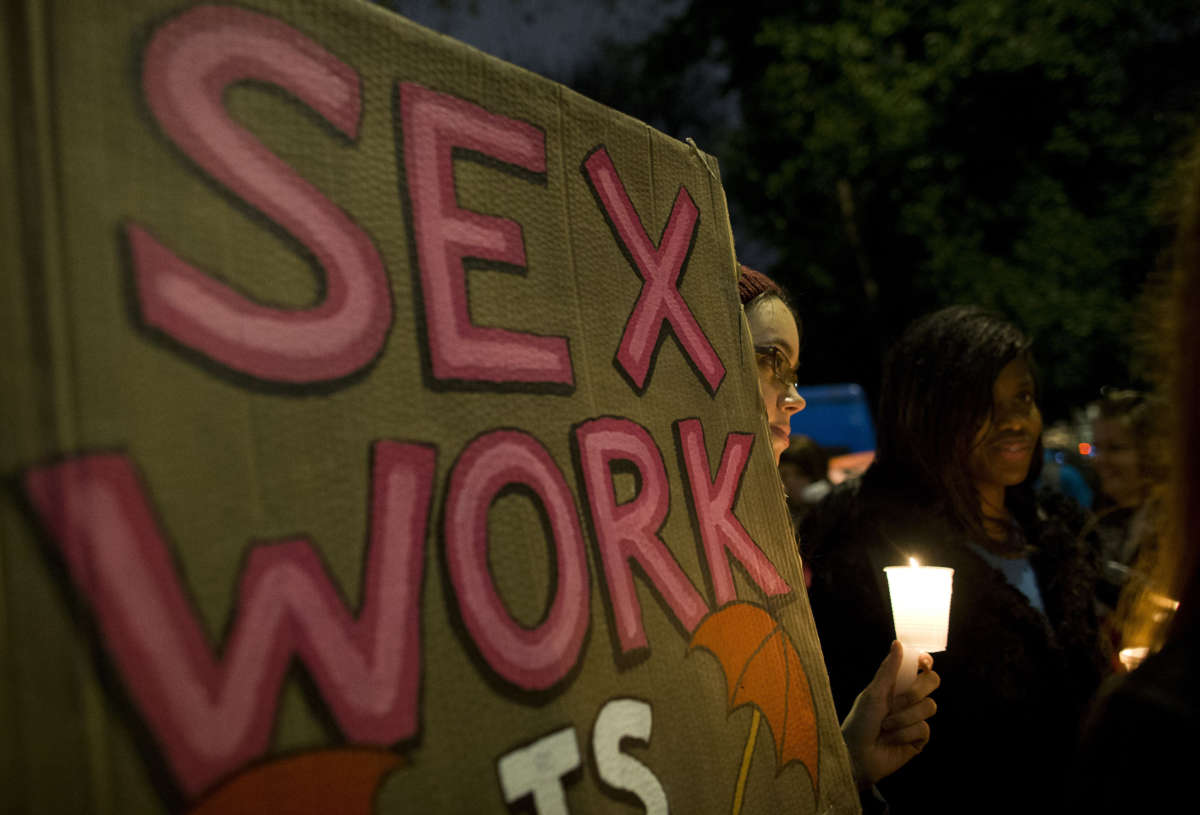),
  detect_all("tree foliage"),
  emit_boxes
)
[581,0,1200,419]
